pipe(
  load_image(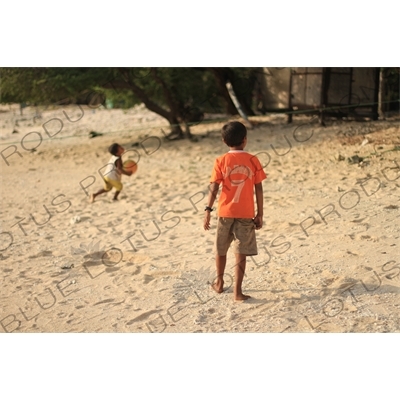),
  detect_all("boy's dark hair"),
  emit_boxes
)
[108,143,120,156]
[221,121,247,147]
